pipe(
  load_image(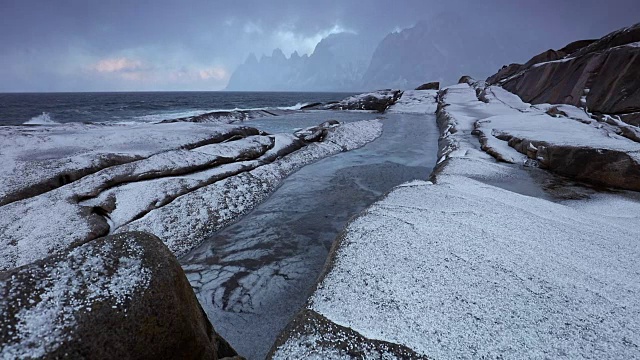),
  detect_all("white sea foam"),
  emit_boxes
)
[23,112,59,125]
[276,102,310,110]
[131,110,211,123]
